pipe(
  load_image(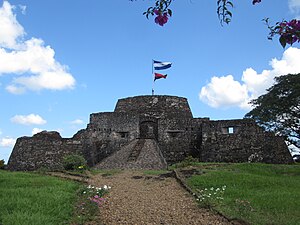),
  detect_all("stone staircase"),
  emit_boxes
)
[94,139,167,170]
[127,139,146,162]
